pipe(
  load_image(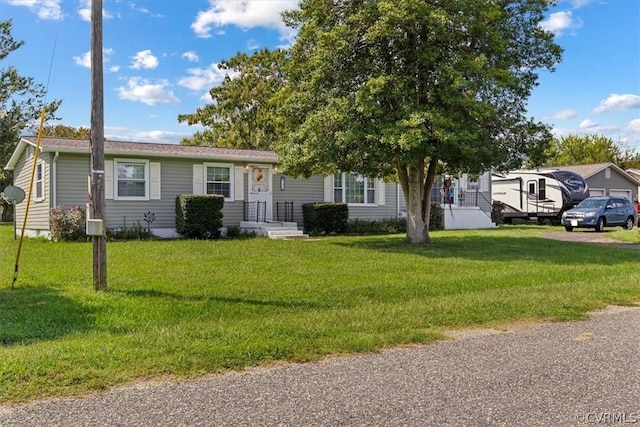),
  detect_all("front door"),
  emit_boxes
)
[248,165,272,222]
